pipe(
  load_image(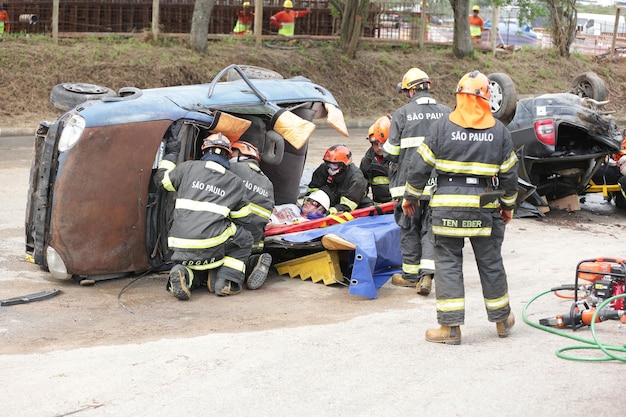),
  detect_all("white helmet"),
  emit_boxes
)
[307,190,331,212]
[618,155,626,177]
